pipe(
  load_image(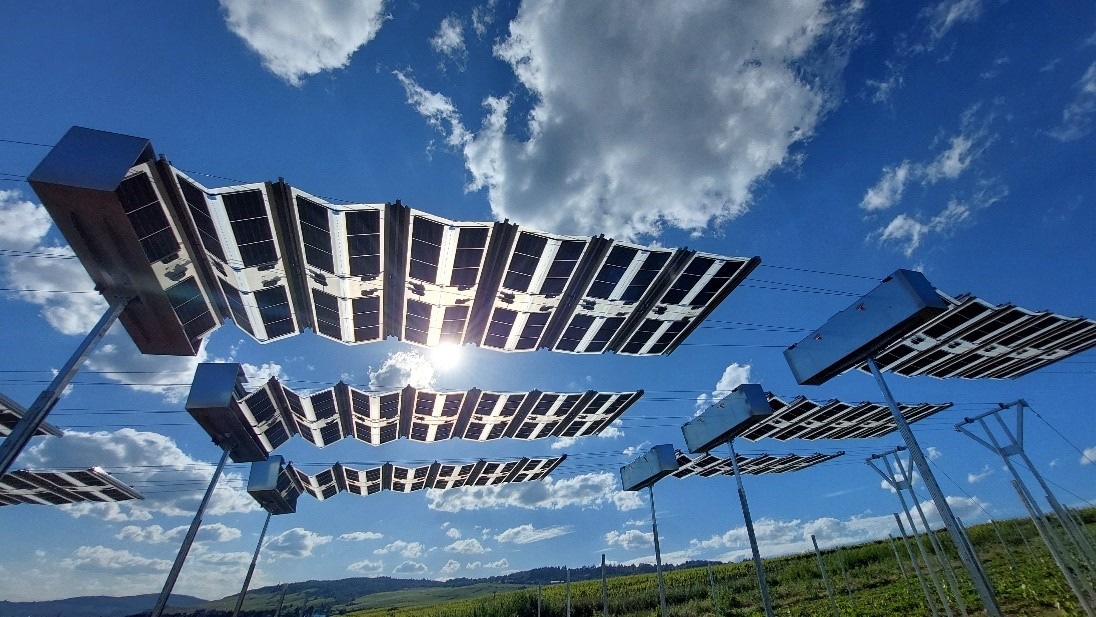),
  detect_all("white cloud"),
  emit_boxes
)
[926,447,943,461]
[1048,62,1096,142]
[426,471,643,512]
[860,162,913,211]
[967,465,994,484]
[445,538,488,554]
[622,441,652,458]
[116,523,240,544]
[348,559,384,574]
[0,189,52,251]
[431,15,466,68]
[374,540,425,559]
[605,529,653,550]
[398,0,862,240]
[60,545,171,574]
[339,531,384,542]
[440,559,462,577]
[394,560,429,574]
[923,0,984,43]
[552,419,624,449]
[22,429,257,520]
[483,558,509,569]
[494,524,572,544]
[446,527,462,539]
[1079,446,1096,465]
[241,362,287,389]
[878,184,1005,256]
[695,362,753,413]
[84,331,208,403]
[263,528,332,559]
[471,0,500,37]
[368,351,436,389]
[220,0,387,86]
